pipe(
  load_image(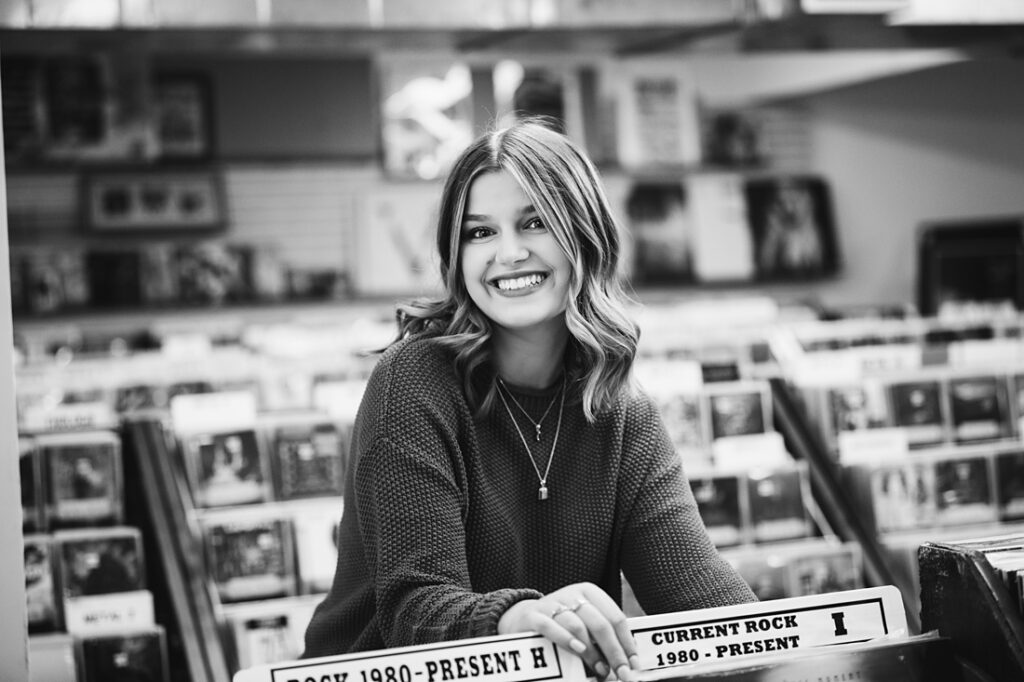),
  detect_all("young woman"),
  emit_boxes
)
[303,119,756,679]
